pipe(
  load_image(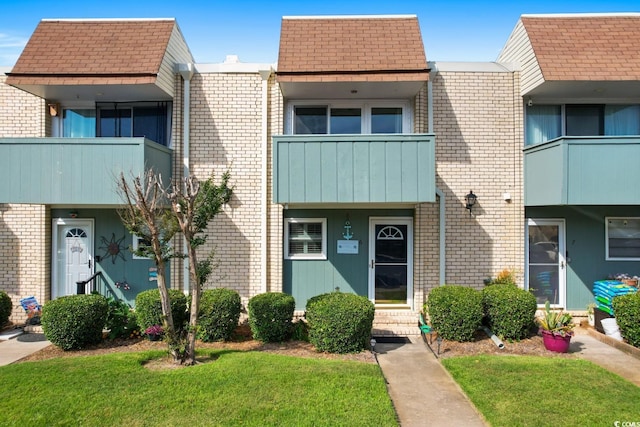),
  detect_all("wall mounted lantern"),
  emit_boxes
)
[465,190,477,217]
